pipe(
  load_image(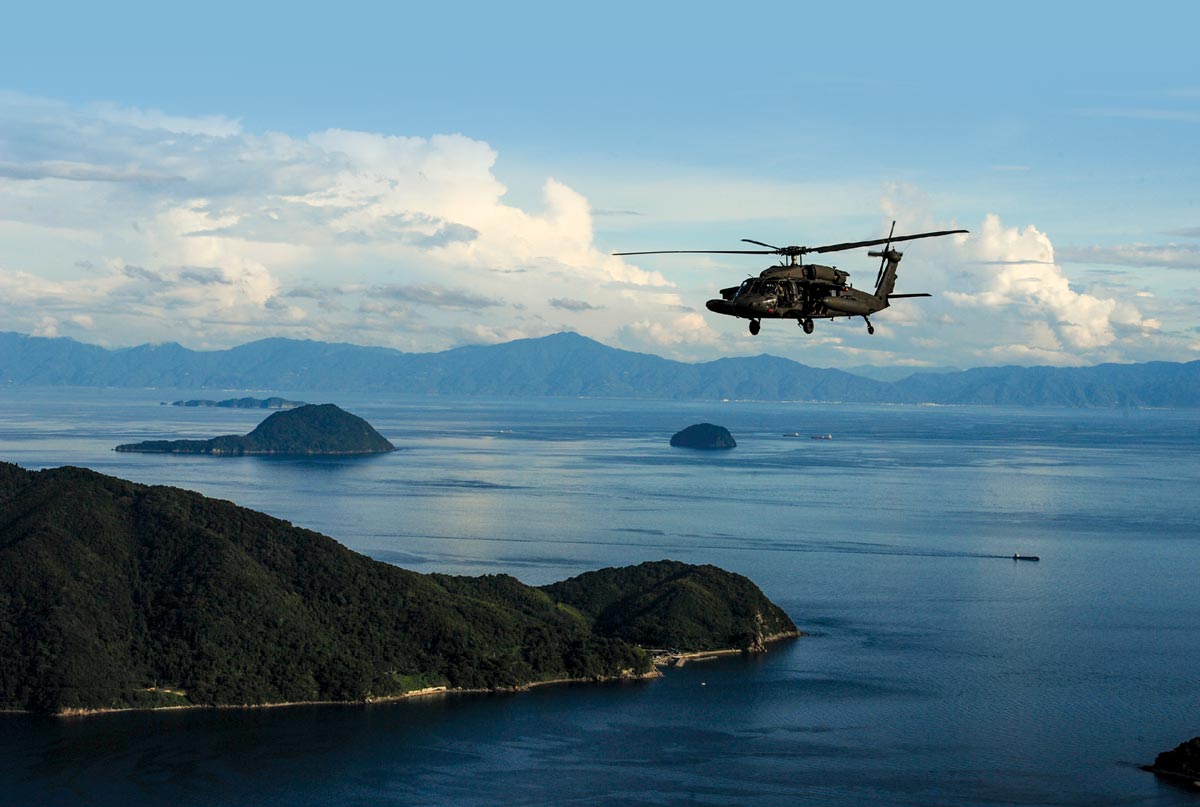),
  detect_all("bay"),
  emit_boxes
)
[1,388,1197,806]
